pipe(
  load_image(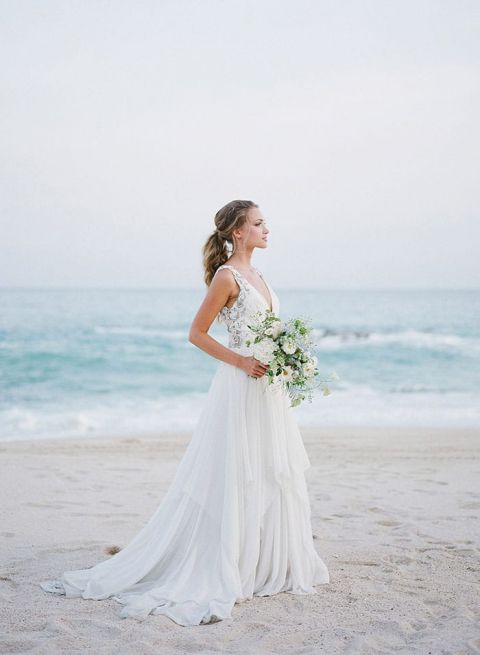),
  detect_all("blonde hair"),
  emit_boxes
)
[202,199,259,286]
